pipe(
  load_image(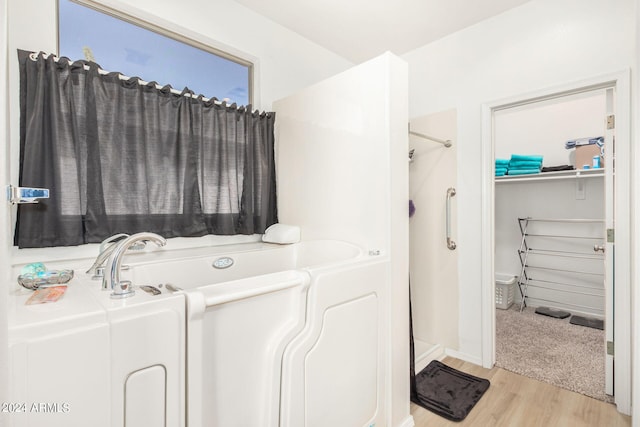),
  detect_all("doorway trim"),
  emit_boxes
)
[480,70,631,415]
